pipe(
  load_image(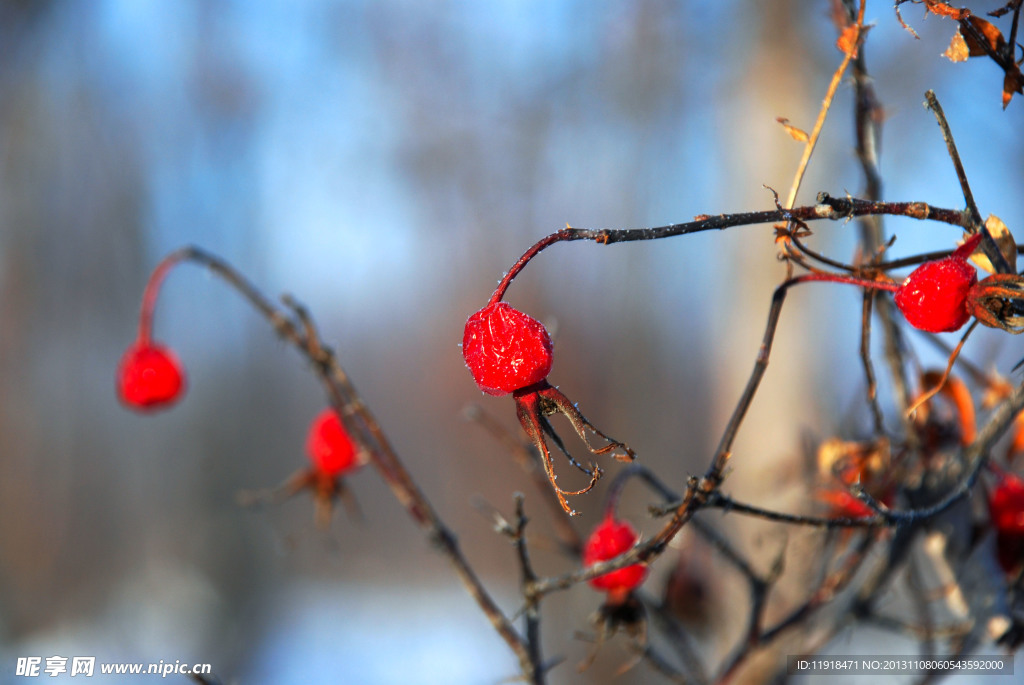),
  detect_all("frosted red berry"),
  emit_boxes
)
[894,234,981,333]
[583,515,647,593]
[306,409,358,477]
[463,301,553,396]
[117,341,186,411]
